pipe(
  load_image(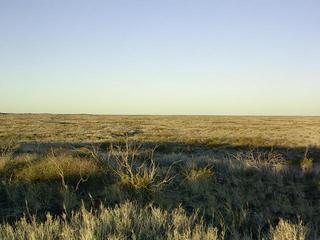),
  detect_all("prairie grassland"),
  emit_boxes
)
[0,114,319,239]
[1,114,320,147]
